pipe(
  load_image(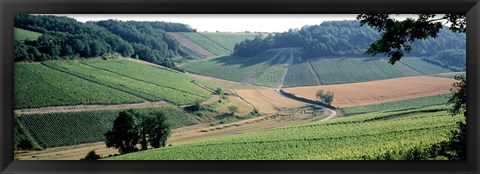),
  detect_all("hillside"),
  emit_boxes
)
[15,58,217,109]
[182,48,455,87]
[233,20,465,71]
[14,27,42,41]
[105,105,462,160]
